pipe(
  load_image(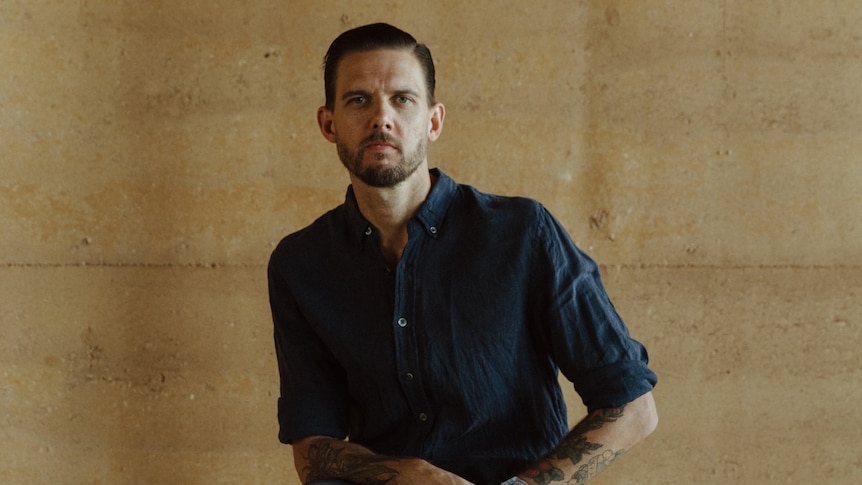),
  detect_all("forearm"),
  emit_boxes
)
[292,436,474,485]
[514,391,657,485]
[293,436,400,484]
